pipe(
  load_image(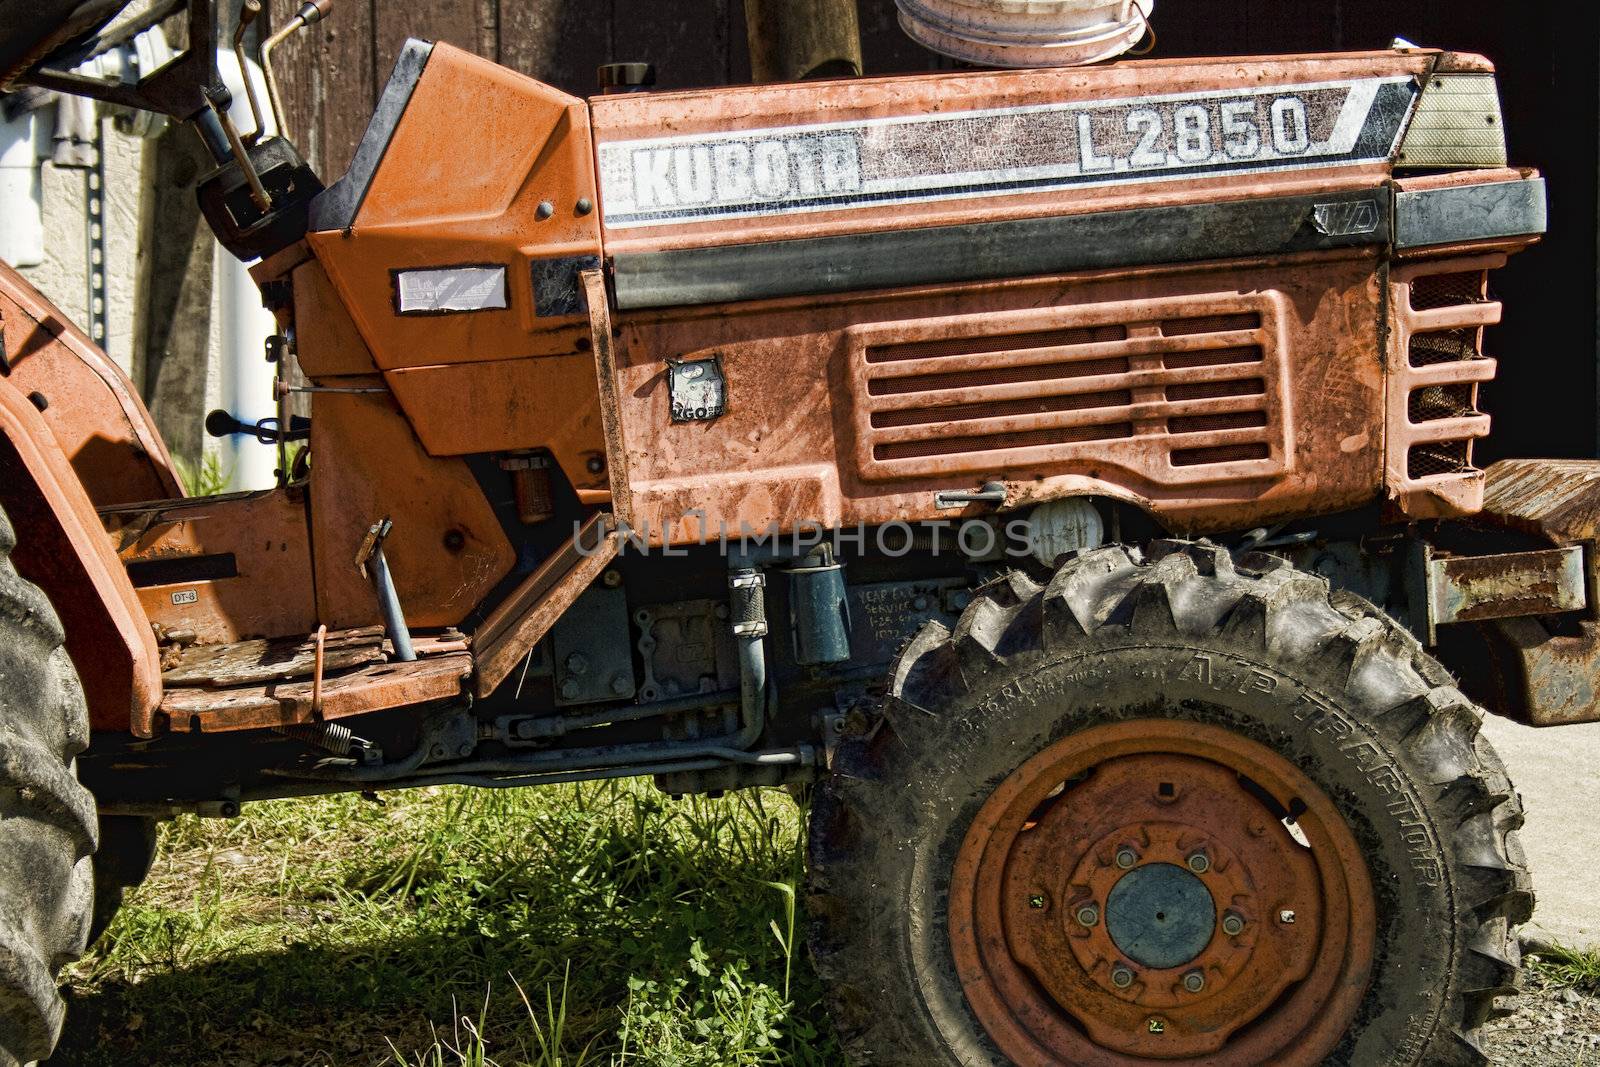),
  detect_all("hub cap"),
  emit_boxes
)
[1105,862,1214,969]
[949,719,1376,1065]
